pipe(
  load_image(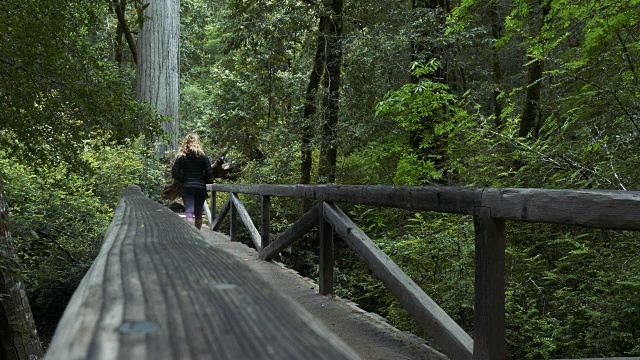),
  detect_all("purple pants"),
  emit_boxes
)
[183,187,207,220]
